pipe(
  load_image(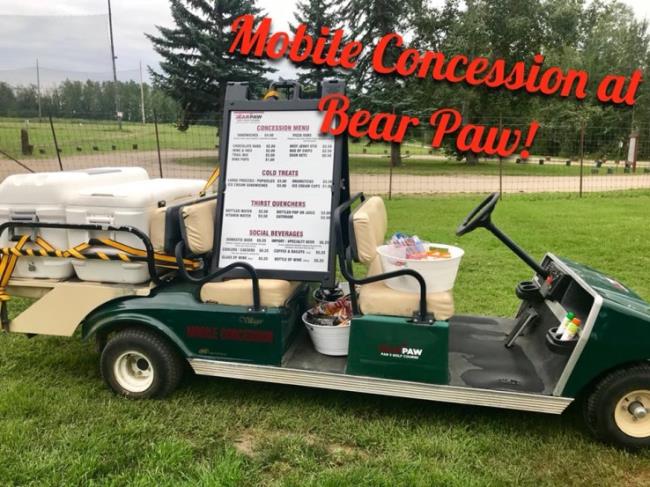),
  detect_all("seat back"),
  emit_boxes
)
[180,198,217,255]
[149,195,217,256]
[350,196,387,265]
